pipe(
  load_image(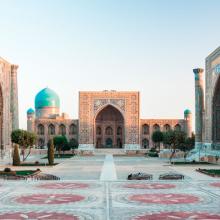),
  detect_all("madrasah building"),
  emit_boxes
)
[0,57,19,151]
[27,89,192,151]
